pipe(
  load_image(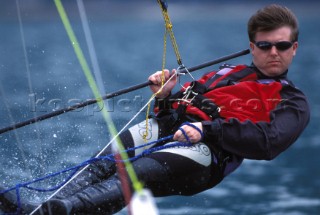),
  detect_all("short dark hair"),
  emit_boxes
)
[247,4,299,42]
